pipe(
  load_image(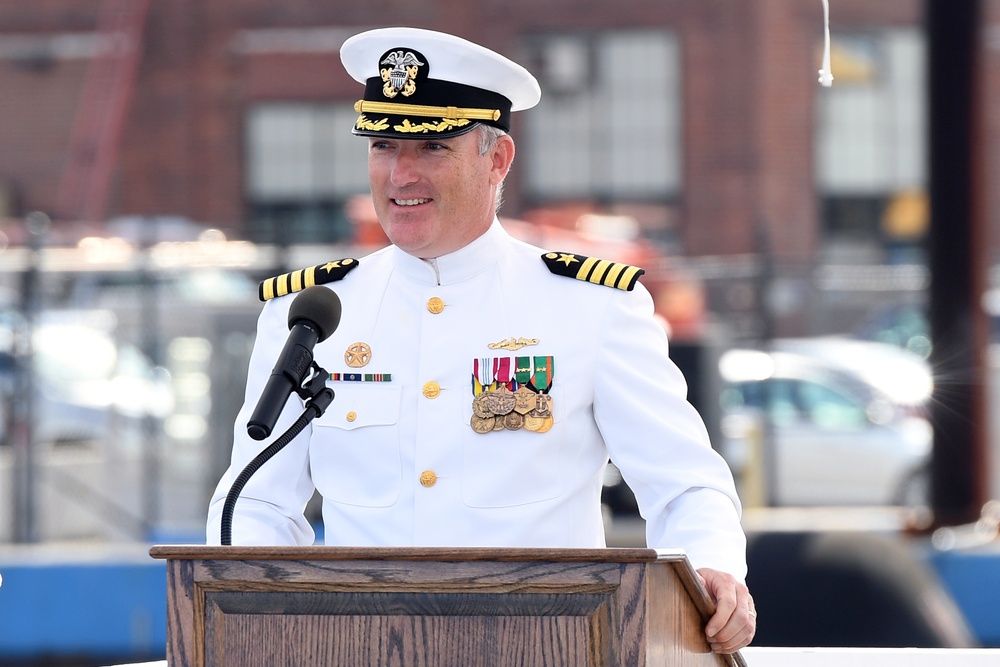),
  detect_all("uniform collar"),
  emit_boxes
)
[391,219,508,285]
